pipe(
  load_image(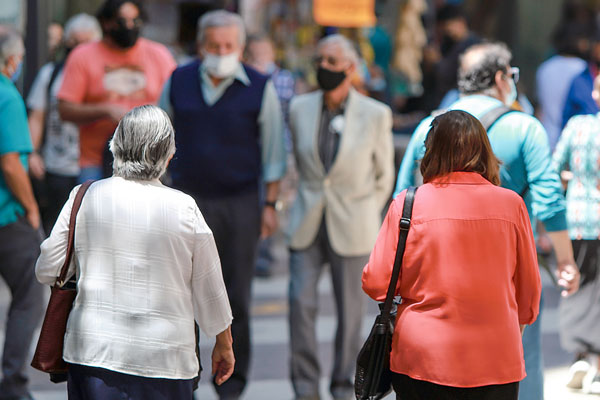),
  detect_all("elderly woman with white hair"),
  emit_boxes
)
[35,105,234,399]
